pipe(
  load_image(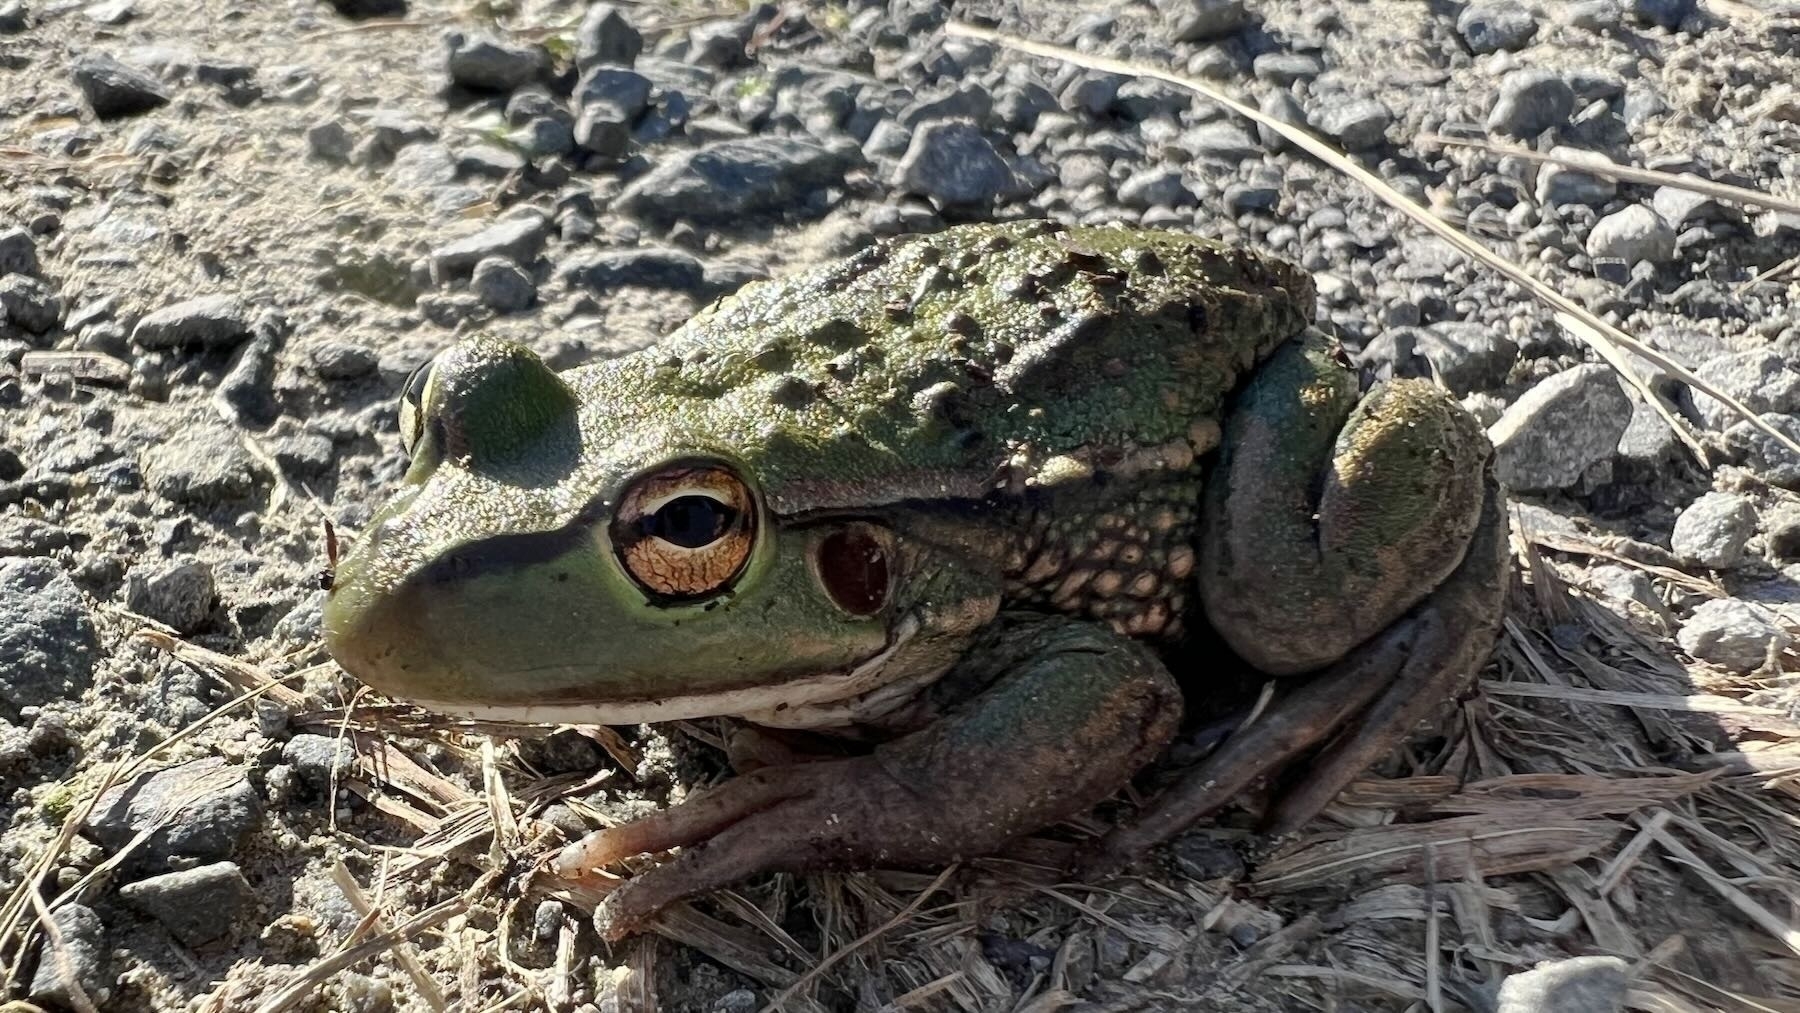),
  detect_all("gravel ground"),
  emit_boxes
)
[1,0,1798,1010]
